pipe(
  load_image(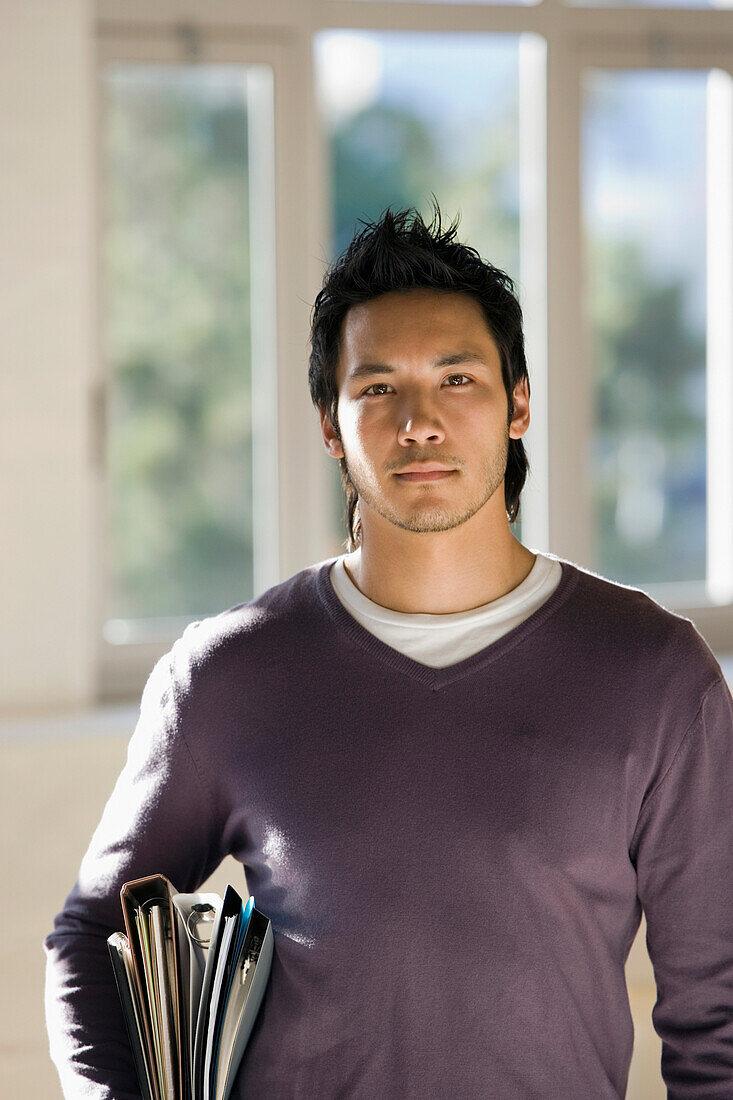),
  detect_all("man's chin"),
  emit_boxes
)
[386,506,472,534]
